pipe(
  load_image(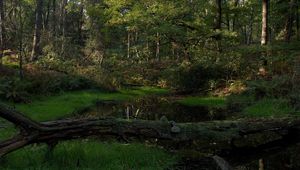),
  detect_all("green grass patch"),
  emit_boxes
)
[7,87,169,122]
[120,86,170,96]
[243,98,297,117]
[0,140,177,170]
[0,124,17,141]
[177,96,226,108]
[13,90,133,121]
